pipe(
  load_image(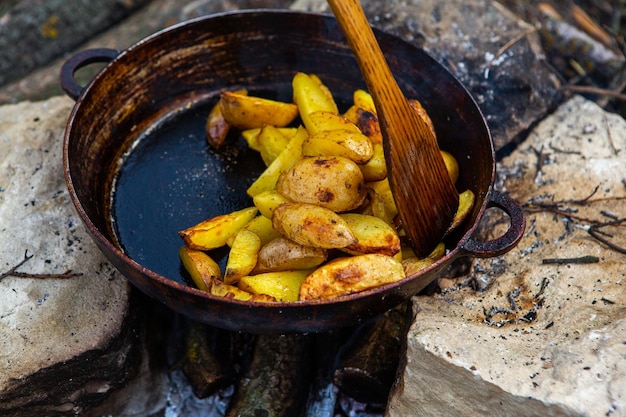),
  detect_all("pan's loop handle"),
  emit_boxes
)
[60,48,120,100]
[461,191,526,258]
